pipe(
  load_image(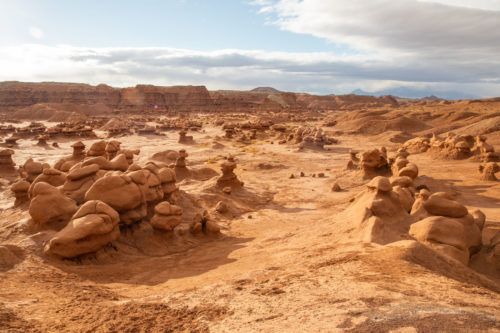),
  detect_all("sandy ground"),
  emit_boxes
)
[0,117,499,332]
